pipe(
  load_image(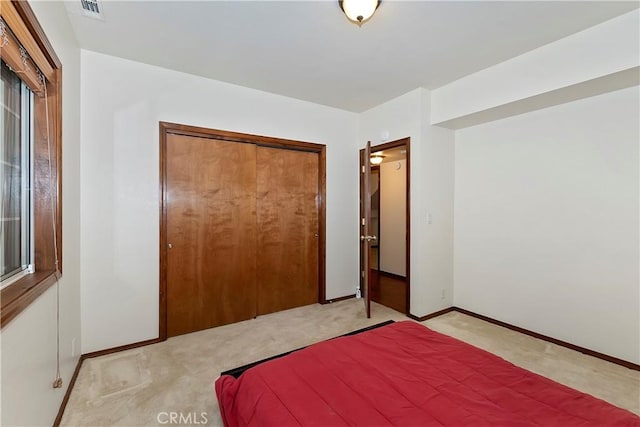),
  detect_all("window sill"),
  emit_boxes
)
[0,270,58,328]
